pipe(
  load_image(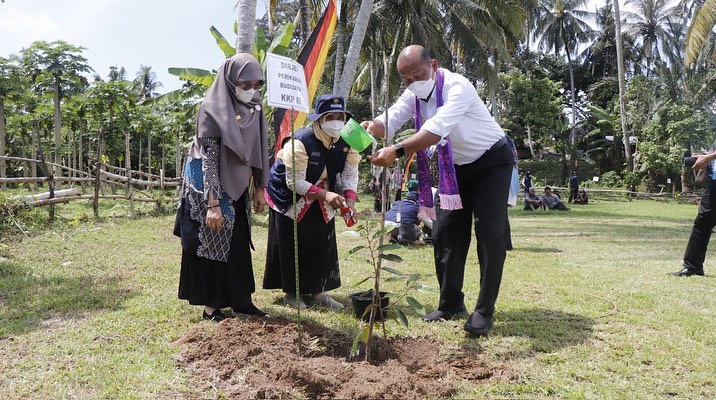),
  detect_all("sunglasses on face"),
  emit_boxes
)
[236,81,264,91]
